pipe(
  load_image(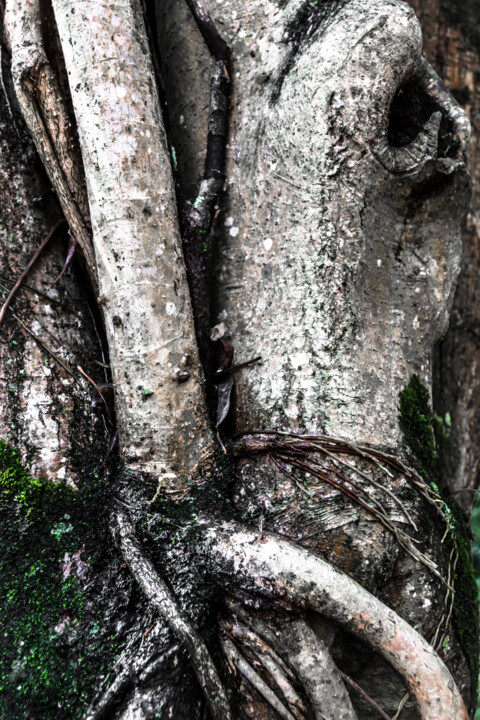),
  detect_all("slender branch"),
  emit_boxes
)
[0,219,66,327]
[113,504,232,720]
